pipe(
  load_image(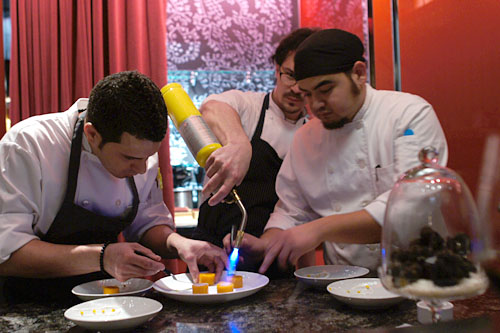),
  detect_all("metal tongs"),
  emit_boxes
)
[225,189,247,249]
